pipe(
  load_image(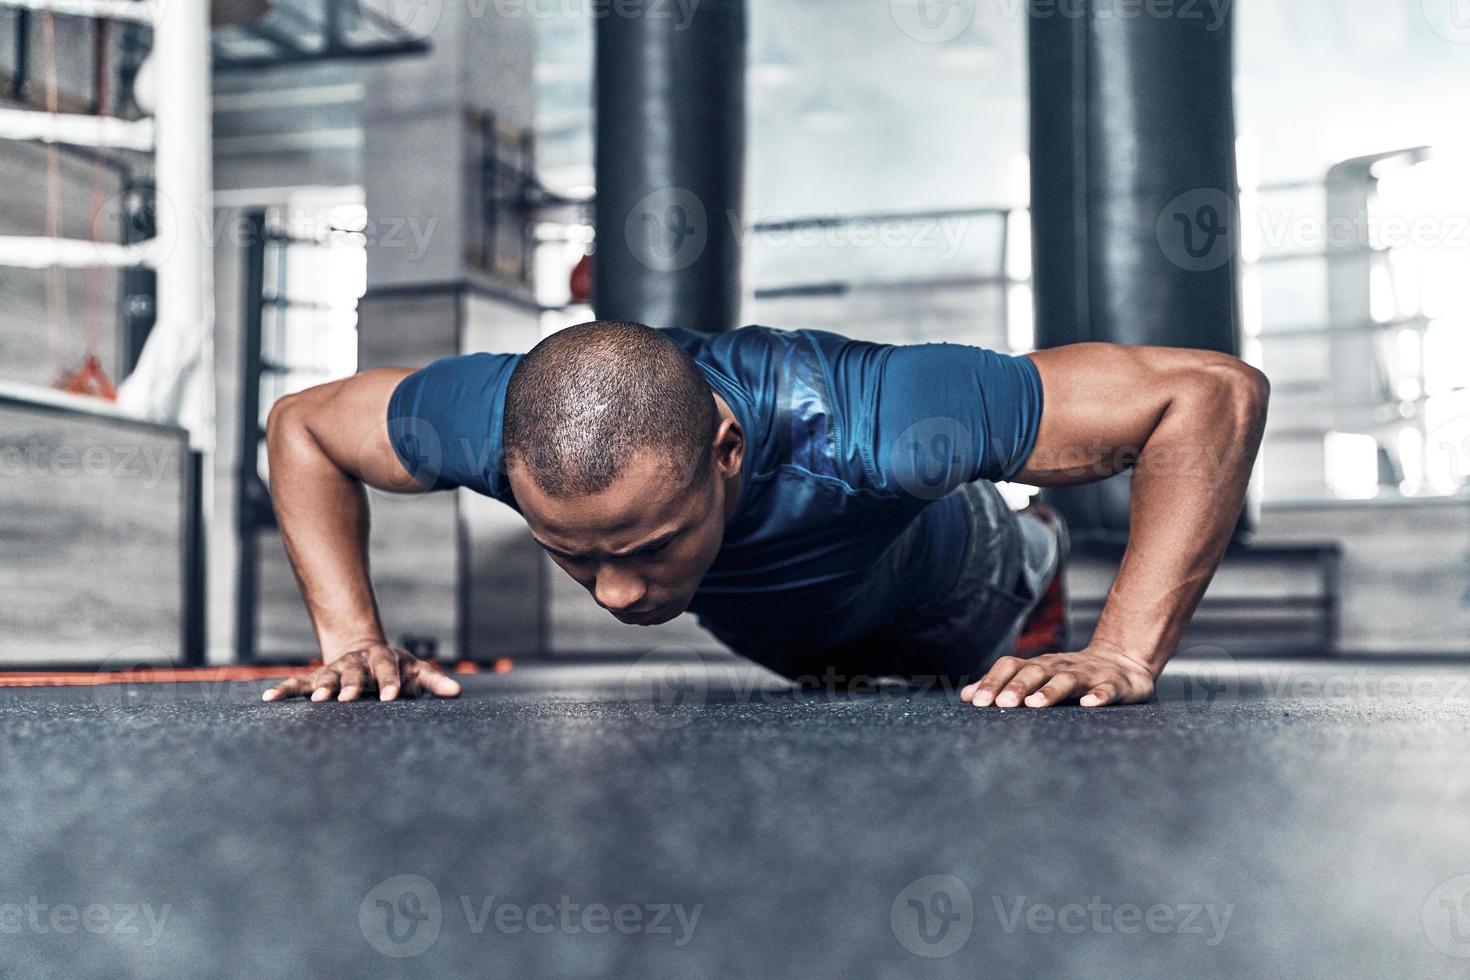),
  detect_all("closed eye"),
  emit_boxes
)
[634,541,672,560]
[537,535,676,563]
